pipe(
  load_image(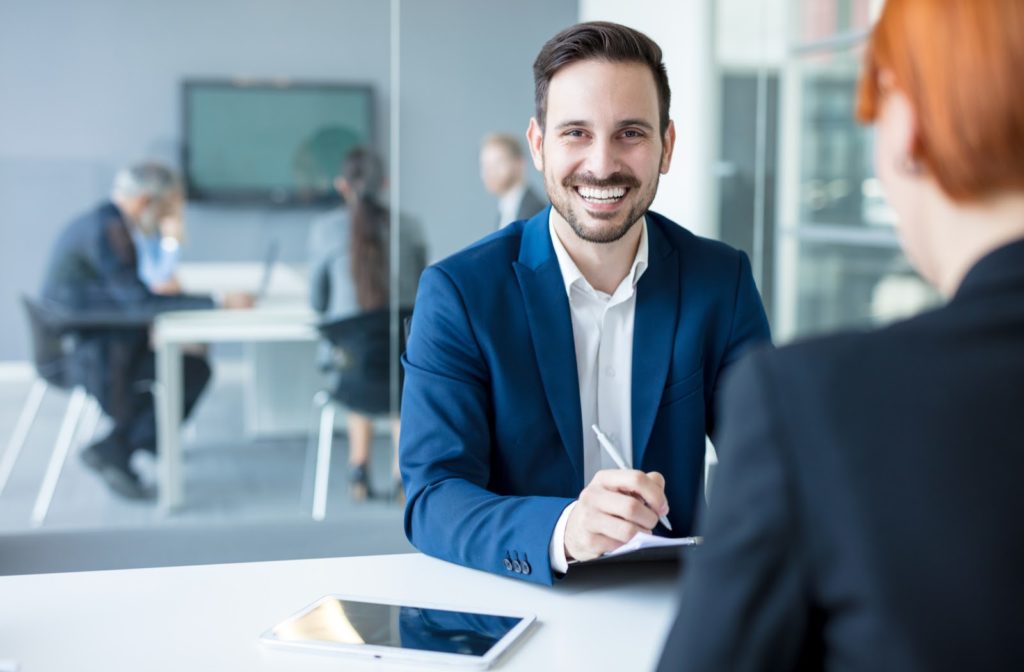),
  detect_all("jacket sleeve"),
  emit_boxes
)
[90,217,214,313]
[656,352,810,672]
[399,265,573,586]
